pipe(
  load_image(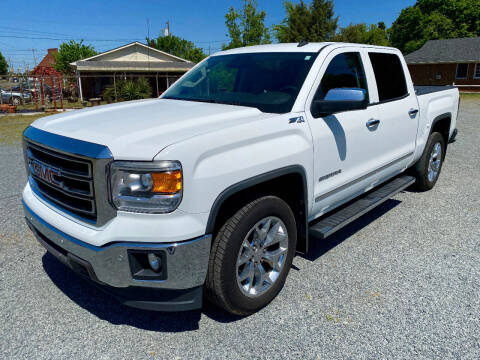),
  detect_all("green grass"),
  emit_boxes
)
[460,92,480,100]
[0,114,53,145]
